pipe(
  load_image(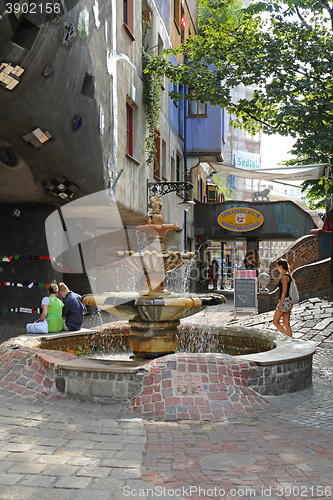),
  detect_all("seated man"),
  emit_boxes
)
[58,282,86,331]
